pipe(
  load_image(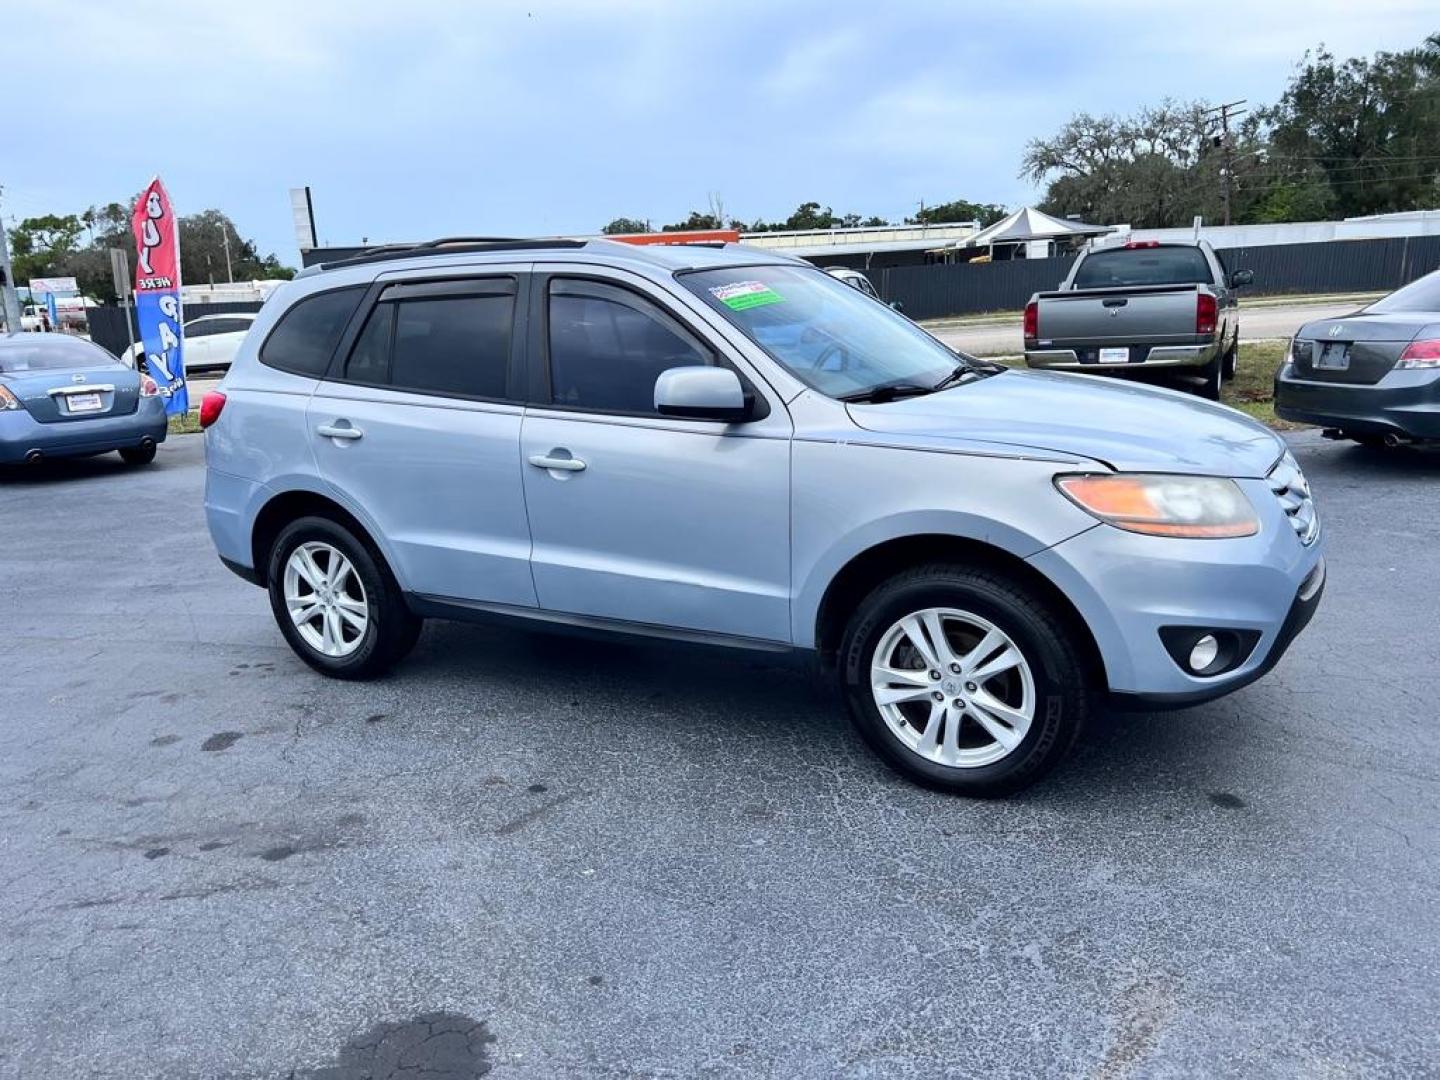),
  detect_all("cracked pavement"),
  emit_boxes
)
[1,433,1437,1078]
